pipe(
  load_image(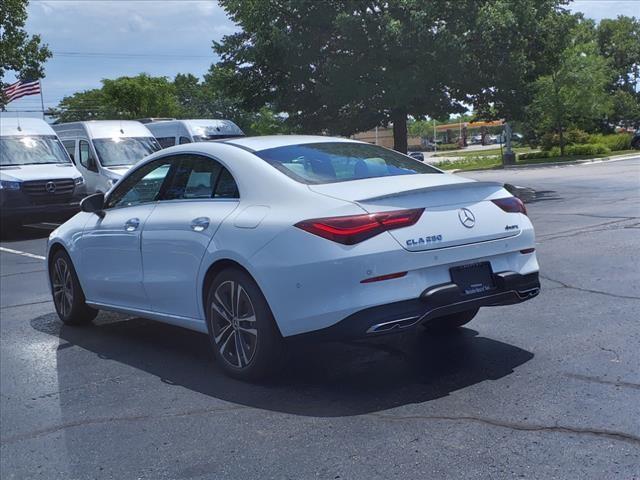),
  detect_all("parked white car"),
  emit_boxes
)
[47,135,540,379]
[1,117,86,229]
[53,121,160,194]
